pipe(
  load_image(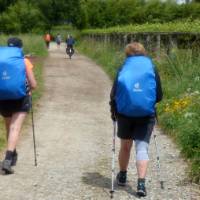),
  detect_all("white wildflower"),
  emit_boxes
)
[190,90,200,96]
[184,112,195,119]
[194,76,200,82]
